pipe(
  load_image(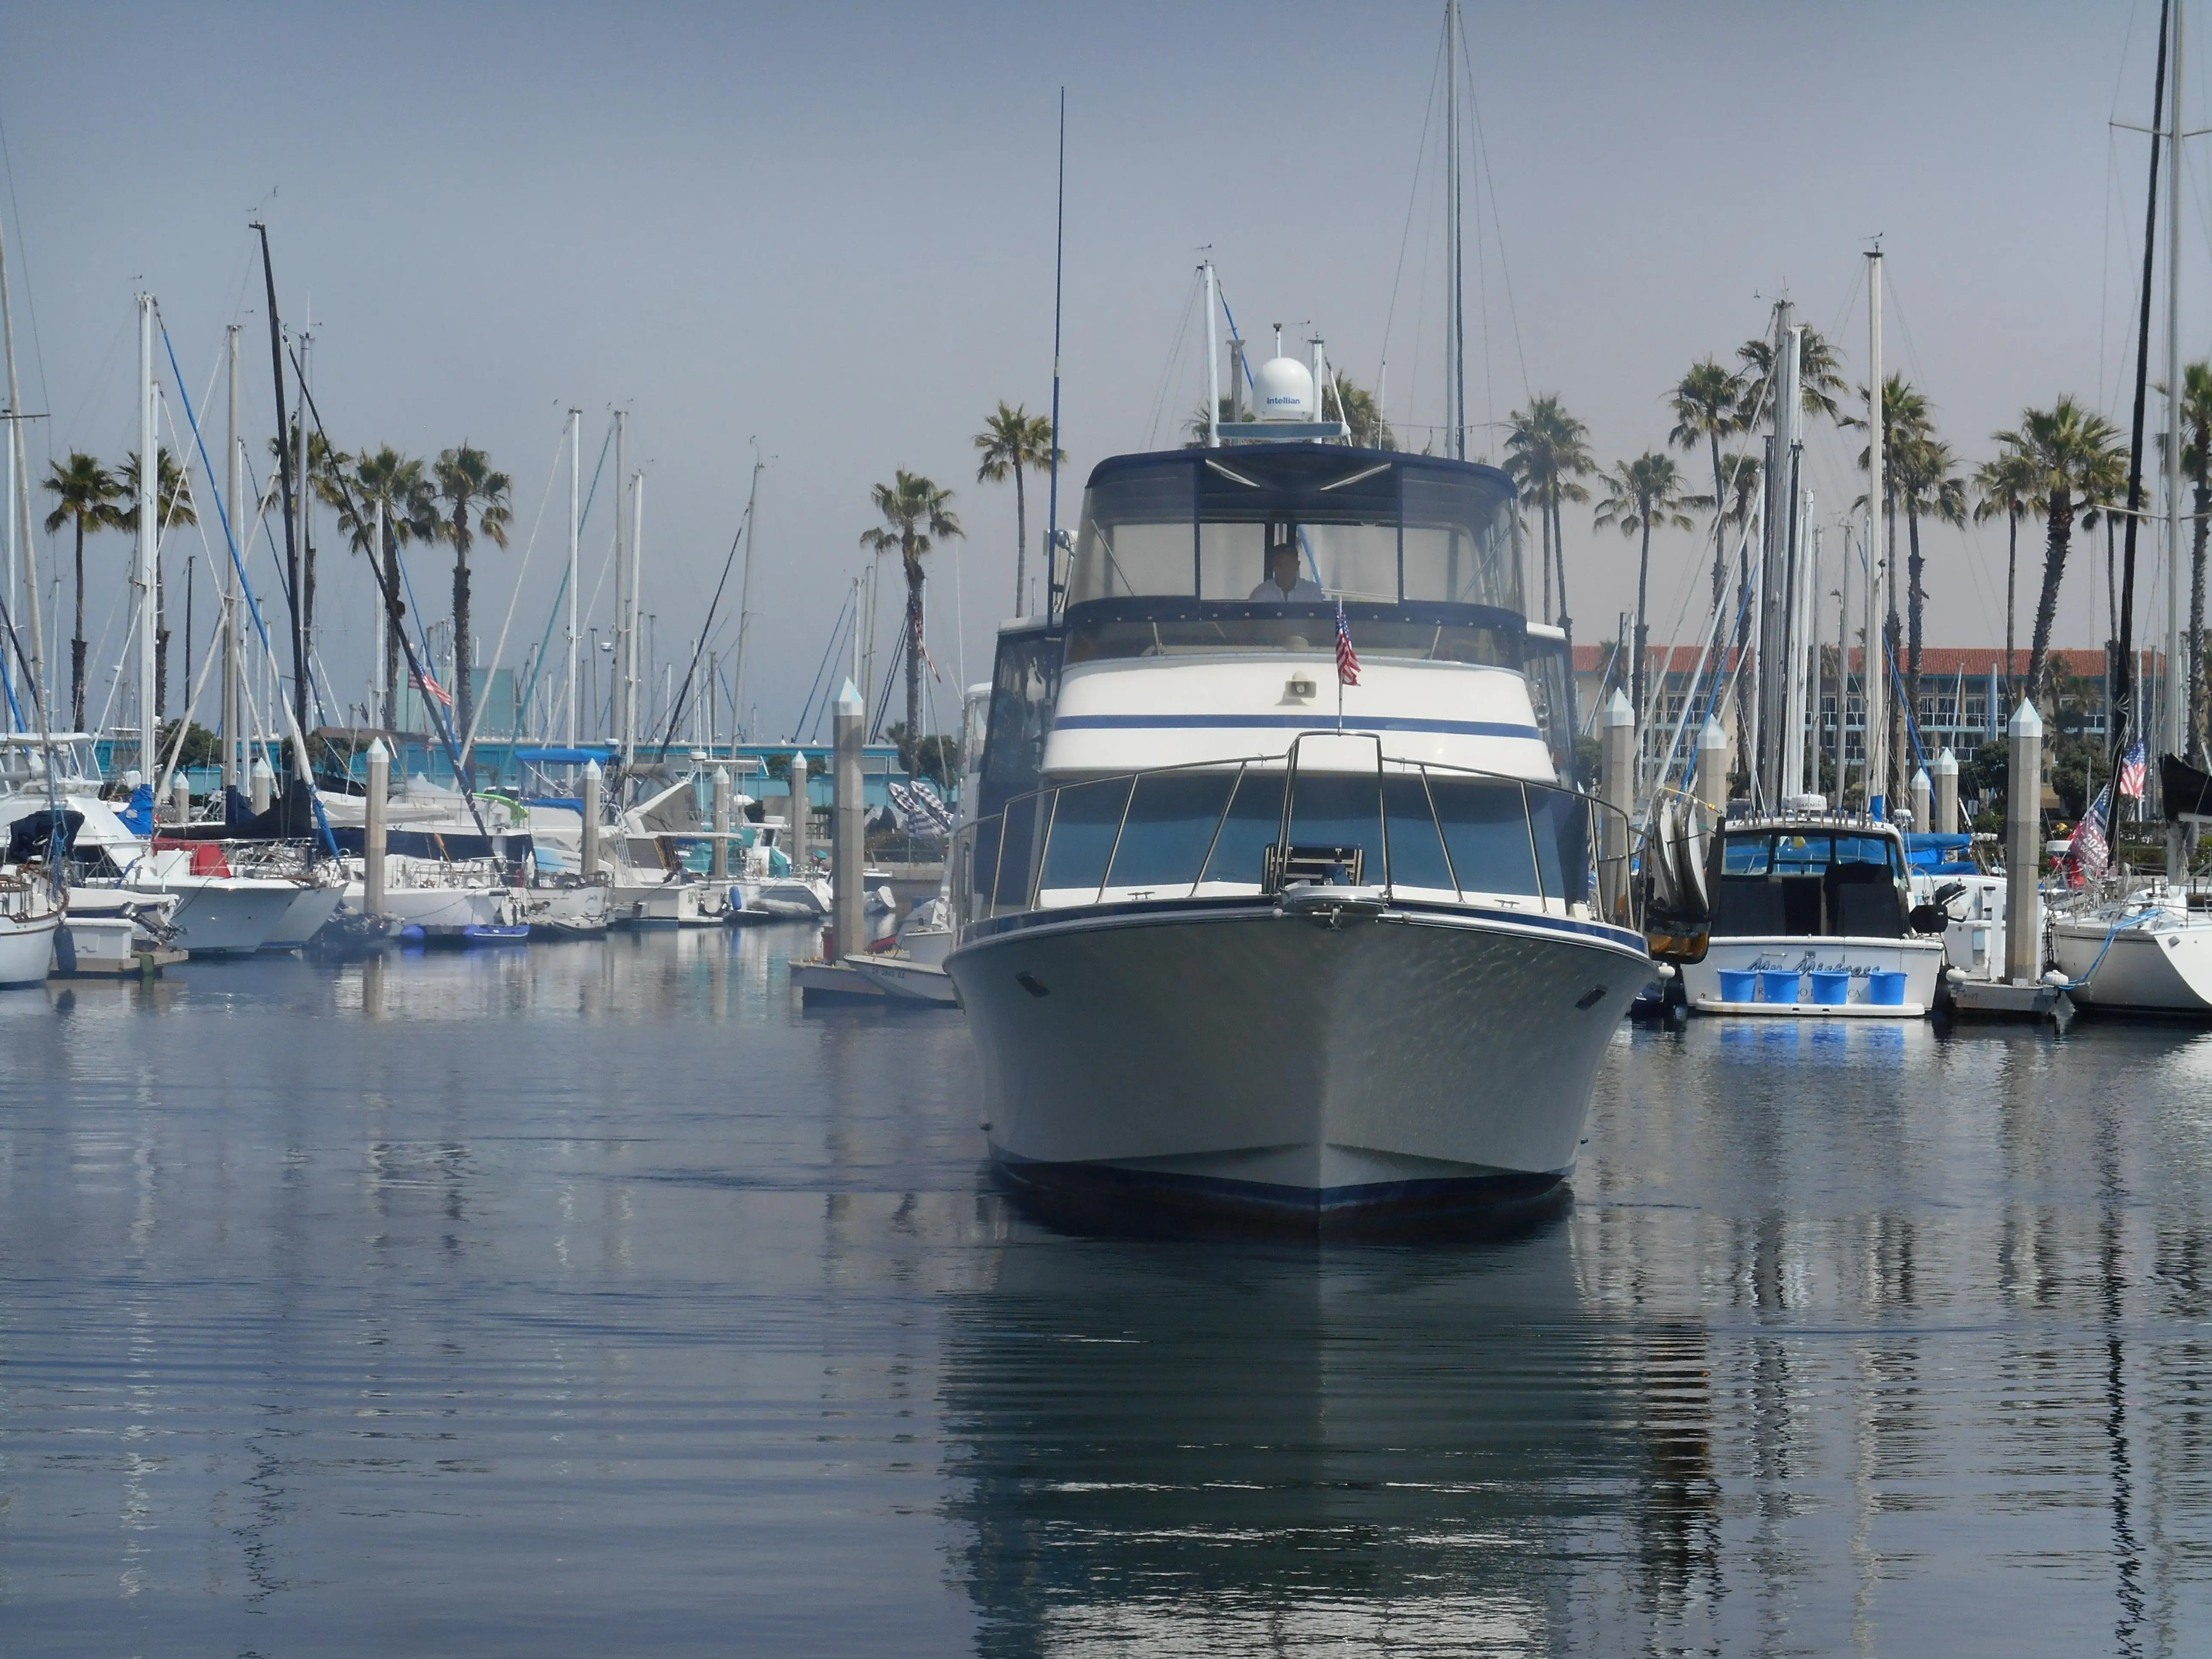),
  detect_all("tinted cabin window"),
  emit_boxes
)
[1038,778,1132,893]
[1429,778,1540,897]
[978,628,1062,820]
[1528,787,1592,905]
[1199,772,1285,885]
[1382,775,1454,890]
[1286,772,1384,870]
[1106,772,1236,889]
